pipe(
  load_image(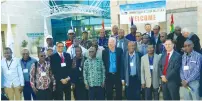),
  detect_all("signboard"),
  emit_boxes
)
[27,33,44,39]
[119,0,166,24]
